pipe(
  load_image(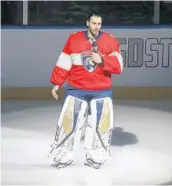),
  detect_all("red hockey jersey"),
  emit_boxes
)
[50,31,123,90]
